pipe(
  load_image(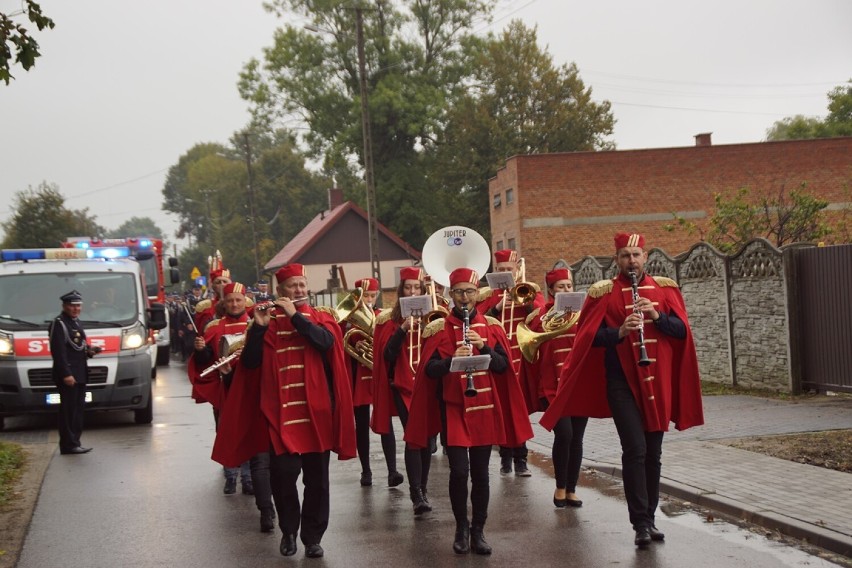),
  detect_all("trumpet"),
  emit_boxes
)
[629,271,652,367]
